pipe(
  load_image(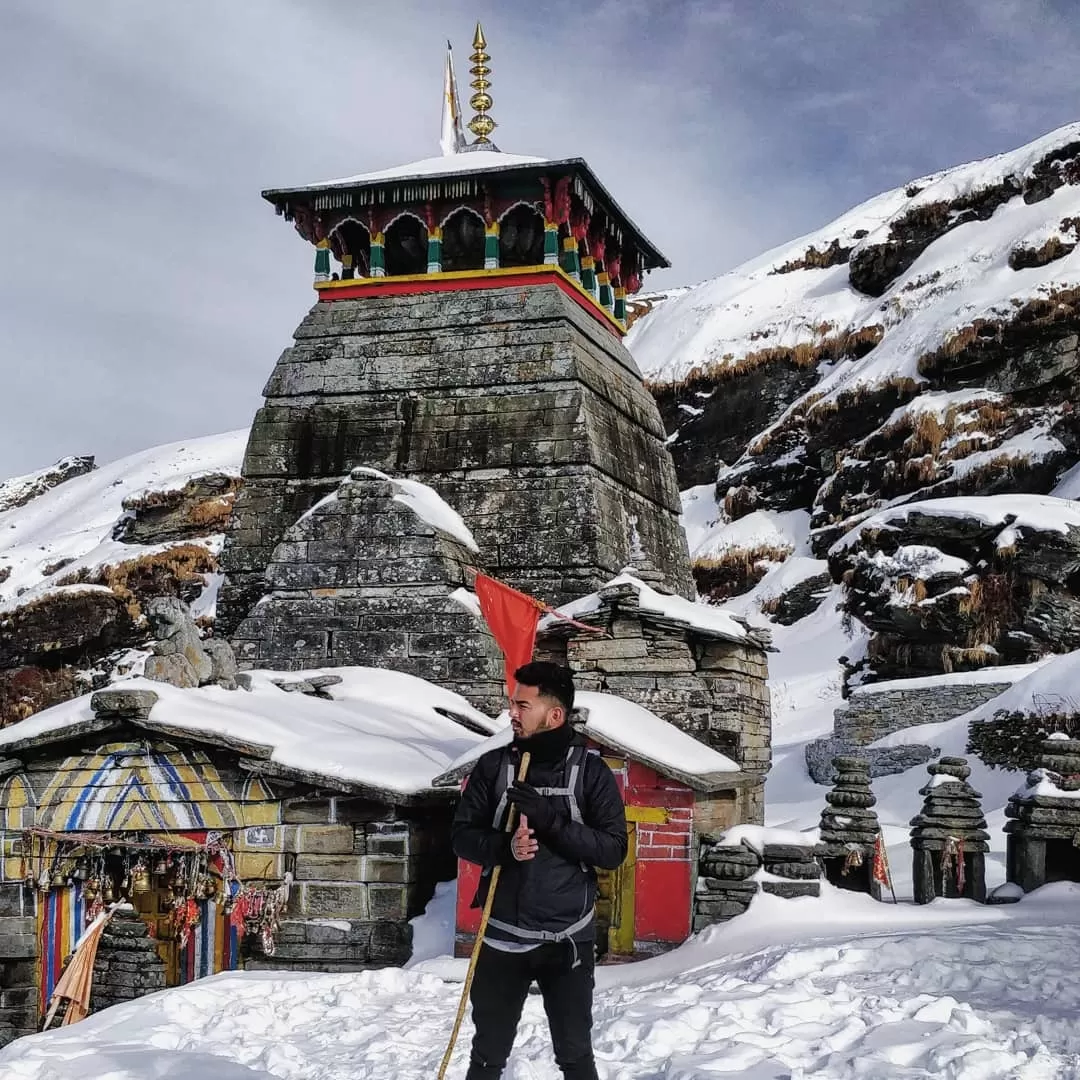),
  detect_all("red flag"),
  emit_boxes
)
[473,573,543,695]
[871,832,891,888]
